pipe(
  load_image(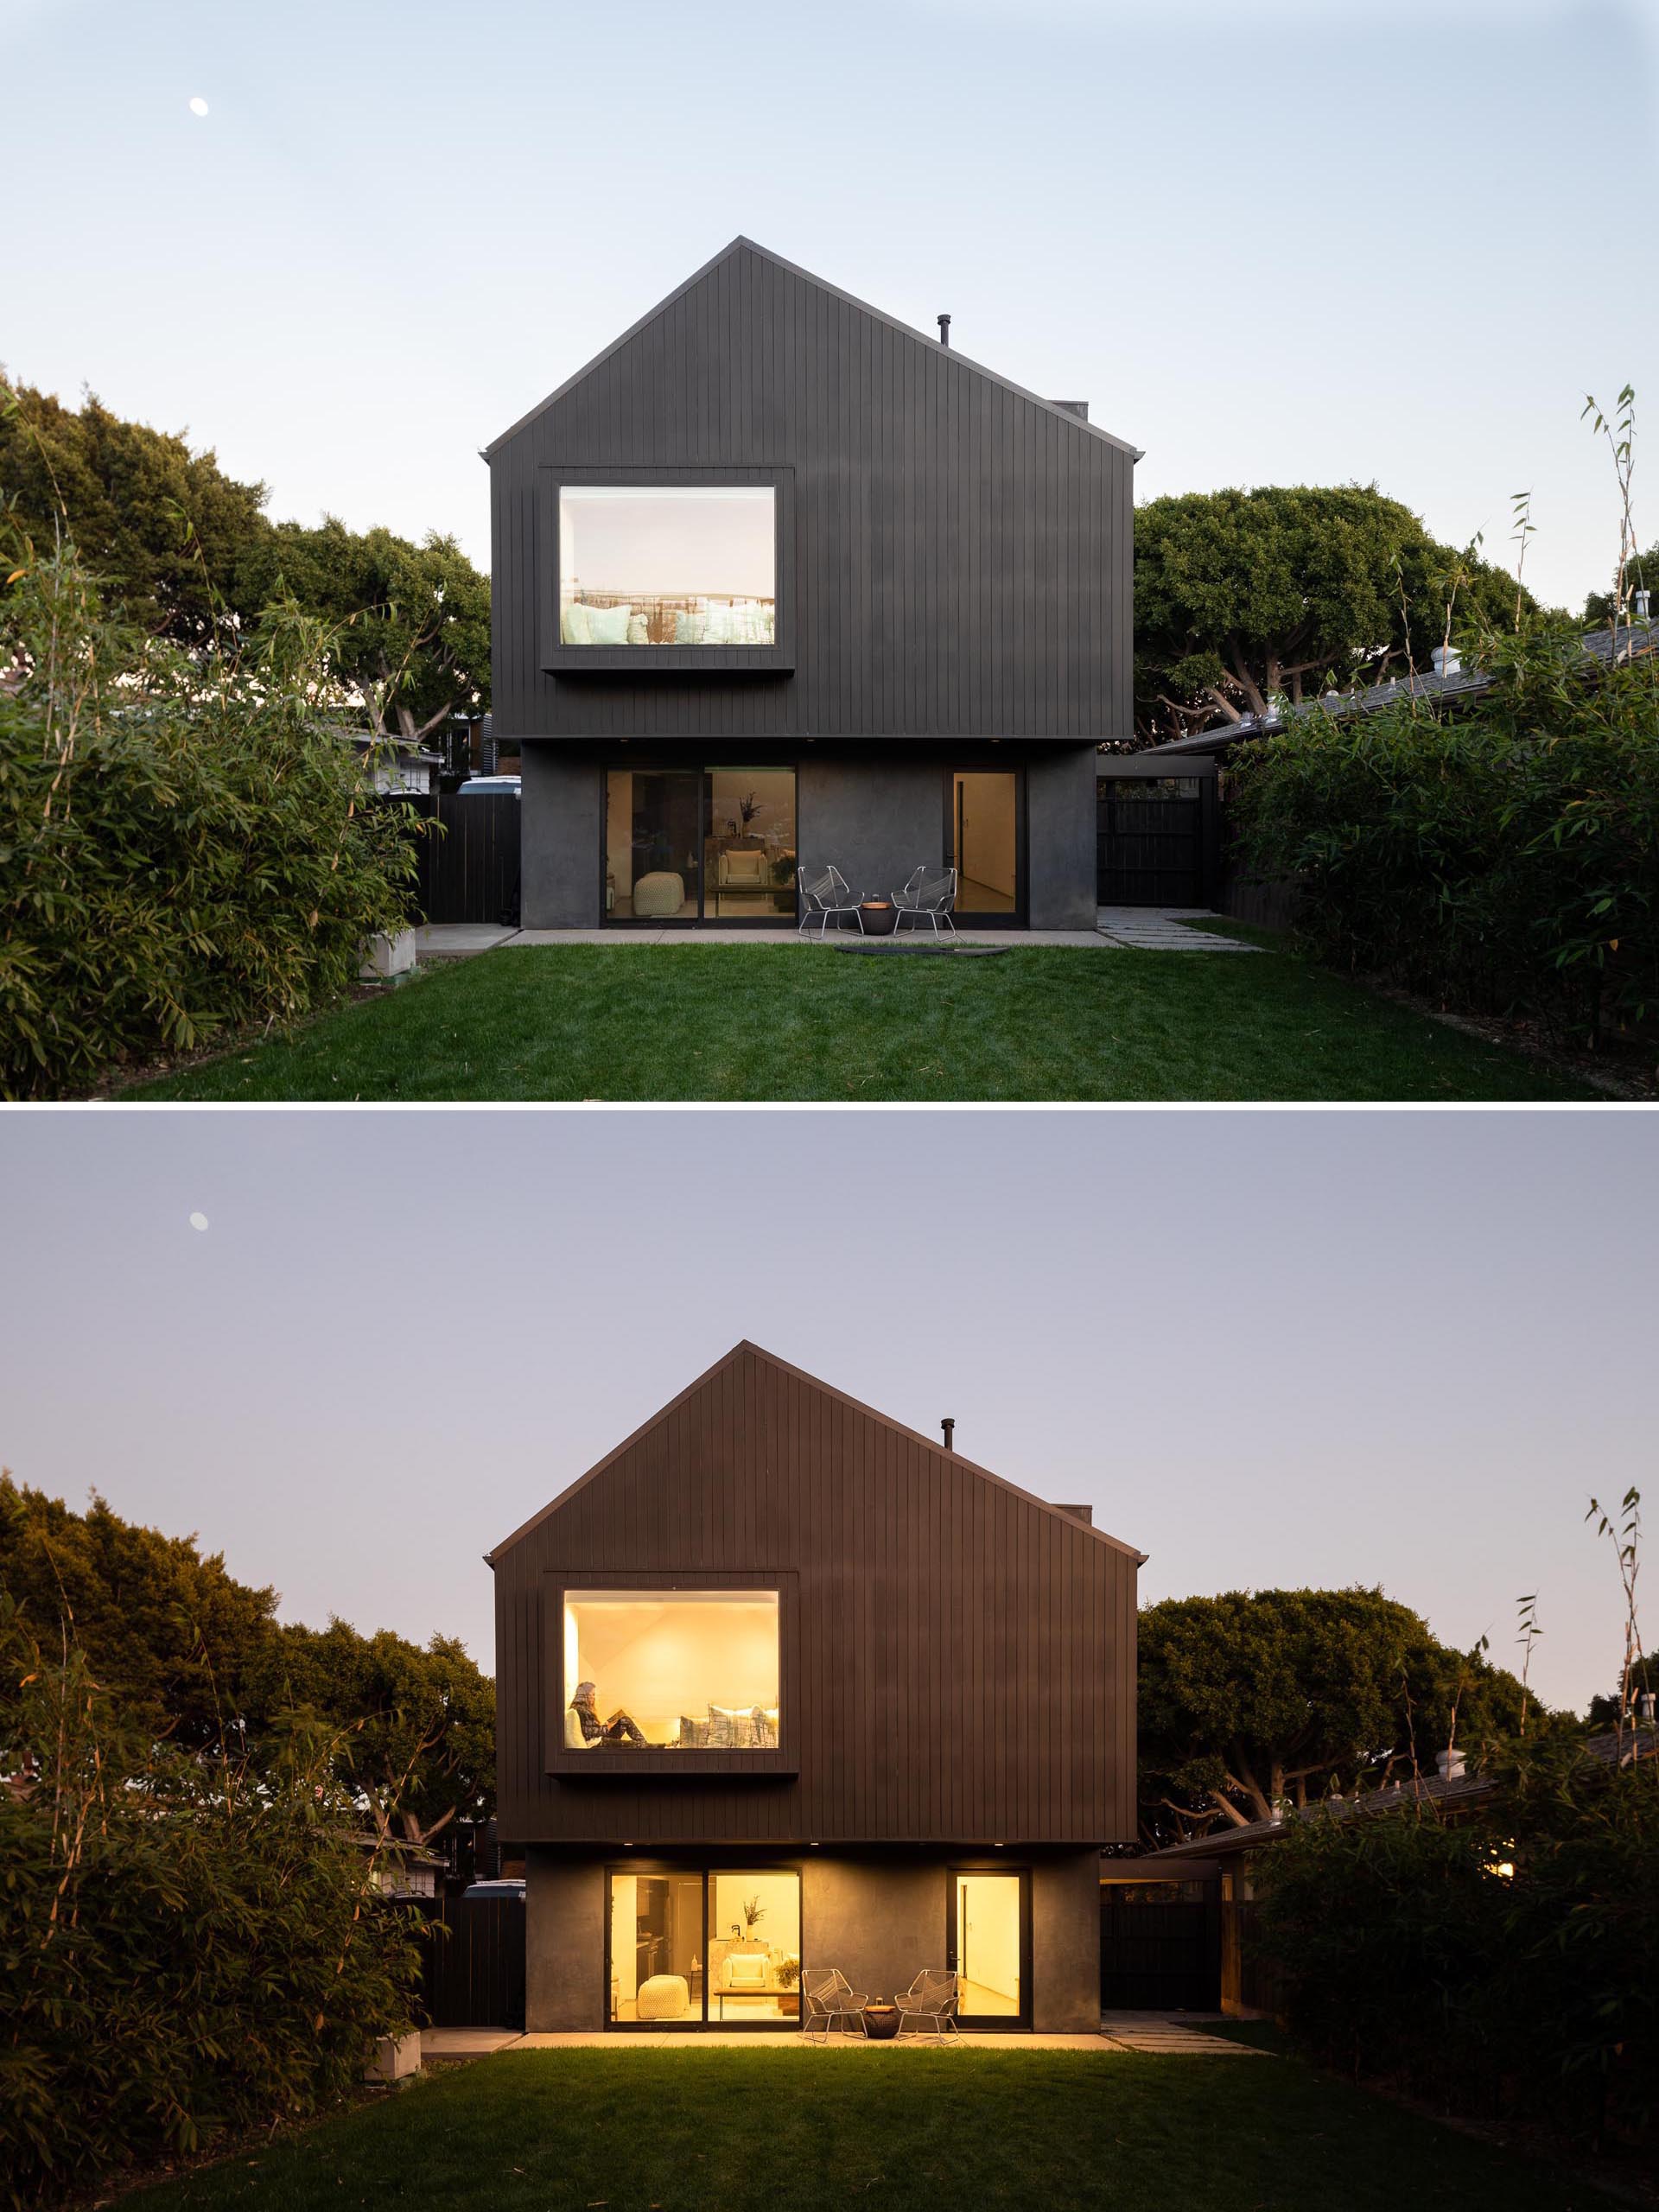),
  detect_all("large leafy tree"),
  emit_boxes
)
[0,378,268,639]
[0,1474,494,1831]
[1134,485,1541,742]
[233,518,490,741]
[254,1618,496,1846]
[1,377,490,728]
[1137,1586,1543,1847]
